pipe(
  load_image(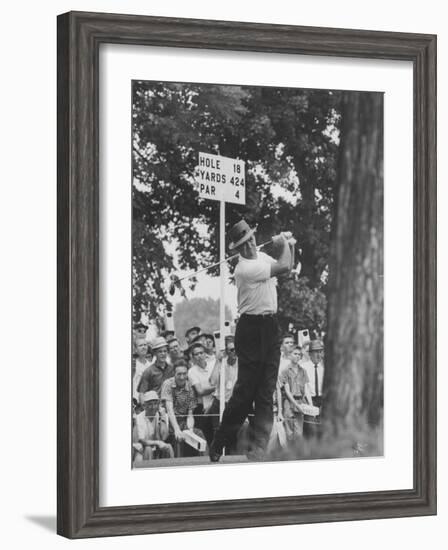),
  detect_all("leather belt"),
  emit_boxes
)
[241,312,277,319]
